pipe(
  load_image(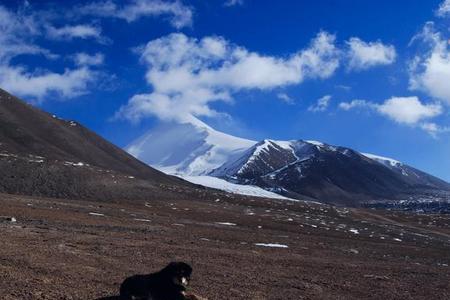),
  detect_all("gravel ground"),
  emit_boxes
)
[1,193,449,300]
